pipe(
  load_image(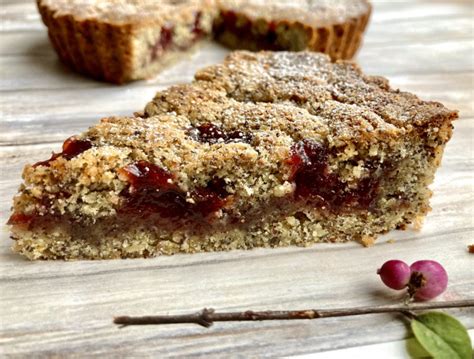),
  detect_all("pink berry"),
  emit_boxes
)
[409,260,448,301]
[377,260,411,290]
